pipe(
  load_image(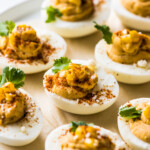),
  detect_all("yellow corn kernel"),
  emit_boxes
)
[5,93,16,102]
[143,105,150,120]
[0,88,5,102]
[0,36,8,50]
[2,82,16,93]
[75,126,86,138]
[84,138,99,148]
